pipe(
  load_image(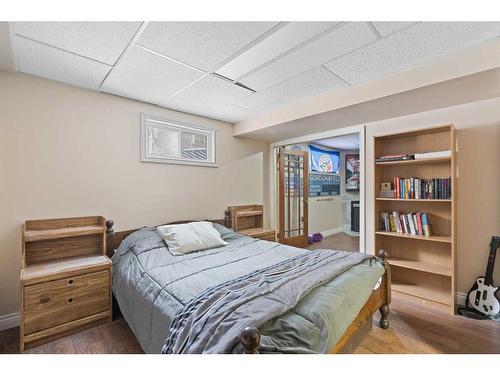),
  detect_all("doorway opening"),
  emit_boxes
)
[270,127,364,253]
